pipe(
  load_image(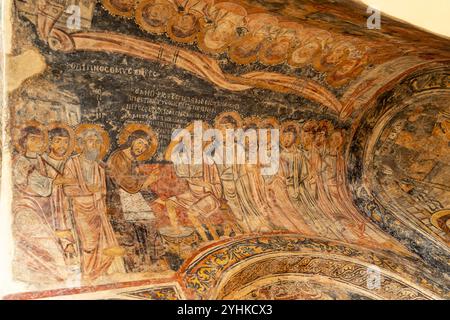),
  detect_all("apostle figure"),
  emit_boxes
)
[214,112,271,233]
[42,122,77,258]
[12,121,69,284]
[107,123,159,220]
[261,119,314,234]
[165,122,223,242]
[63,124,125,281]
[240,117,270,216]
[306,120,345,239]
[106,123,161,271]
